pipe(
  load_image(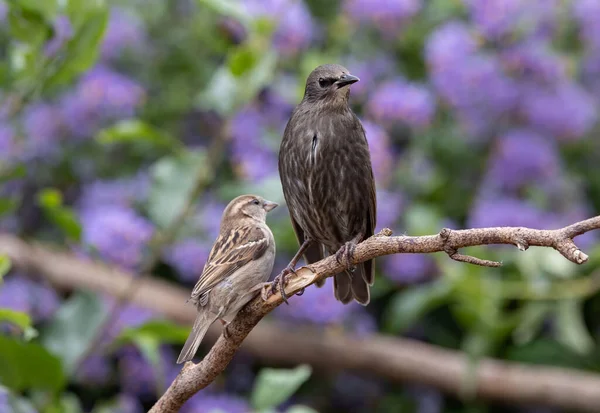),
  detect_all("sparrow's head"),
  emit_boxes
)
[302,64,359,105]
[223,194,278,223]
